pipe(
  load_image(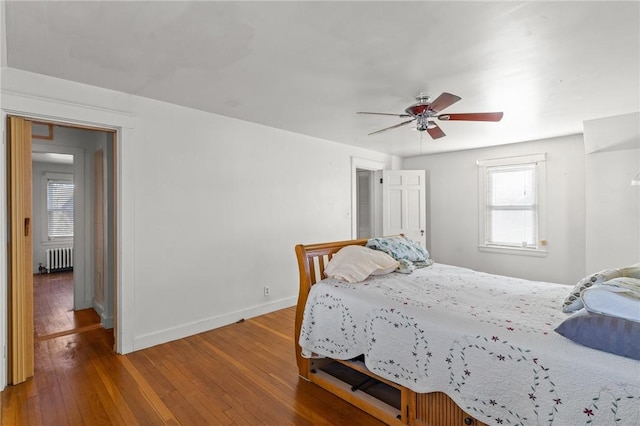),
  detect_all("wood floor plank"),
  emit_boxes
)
[95,347,163,424]
[144,339,239,424]
[89,356,141,425]
[157,342,234,424]
[39,376,74,425]
[118,356,180,425]
[35,342,75,425]
[1,383,22,425]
